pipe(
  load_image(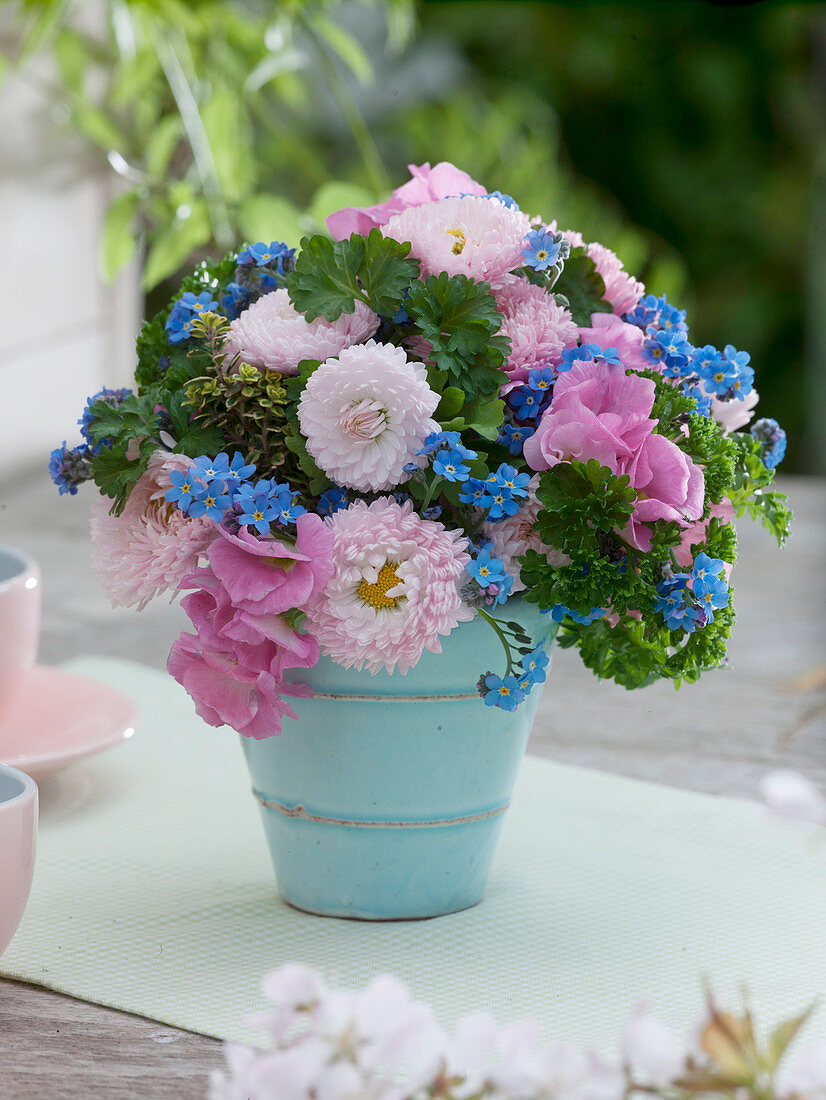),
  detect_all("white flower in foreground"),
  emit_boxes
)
[760,770,826,826]
[621,1001,688,1087]
[304,498,472,675]
[777,1041,826,1099]
[382,195,532,289]
[222,288,379,376]
[298,341,440,492]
